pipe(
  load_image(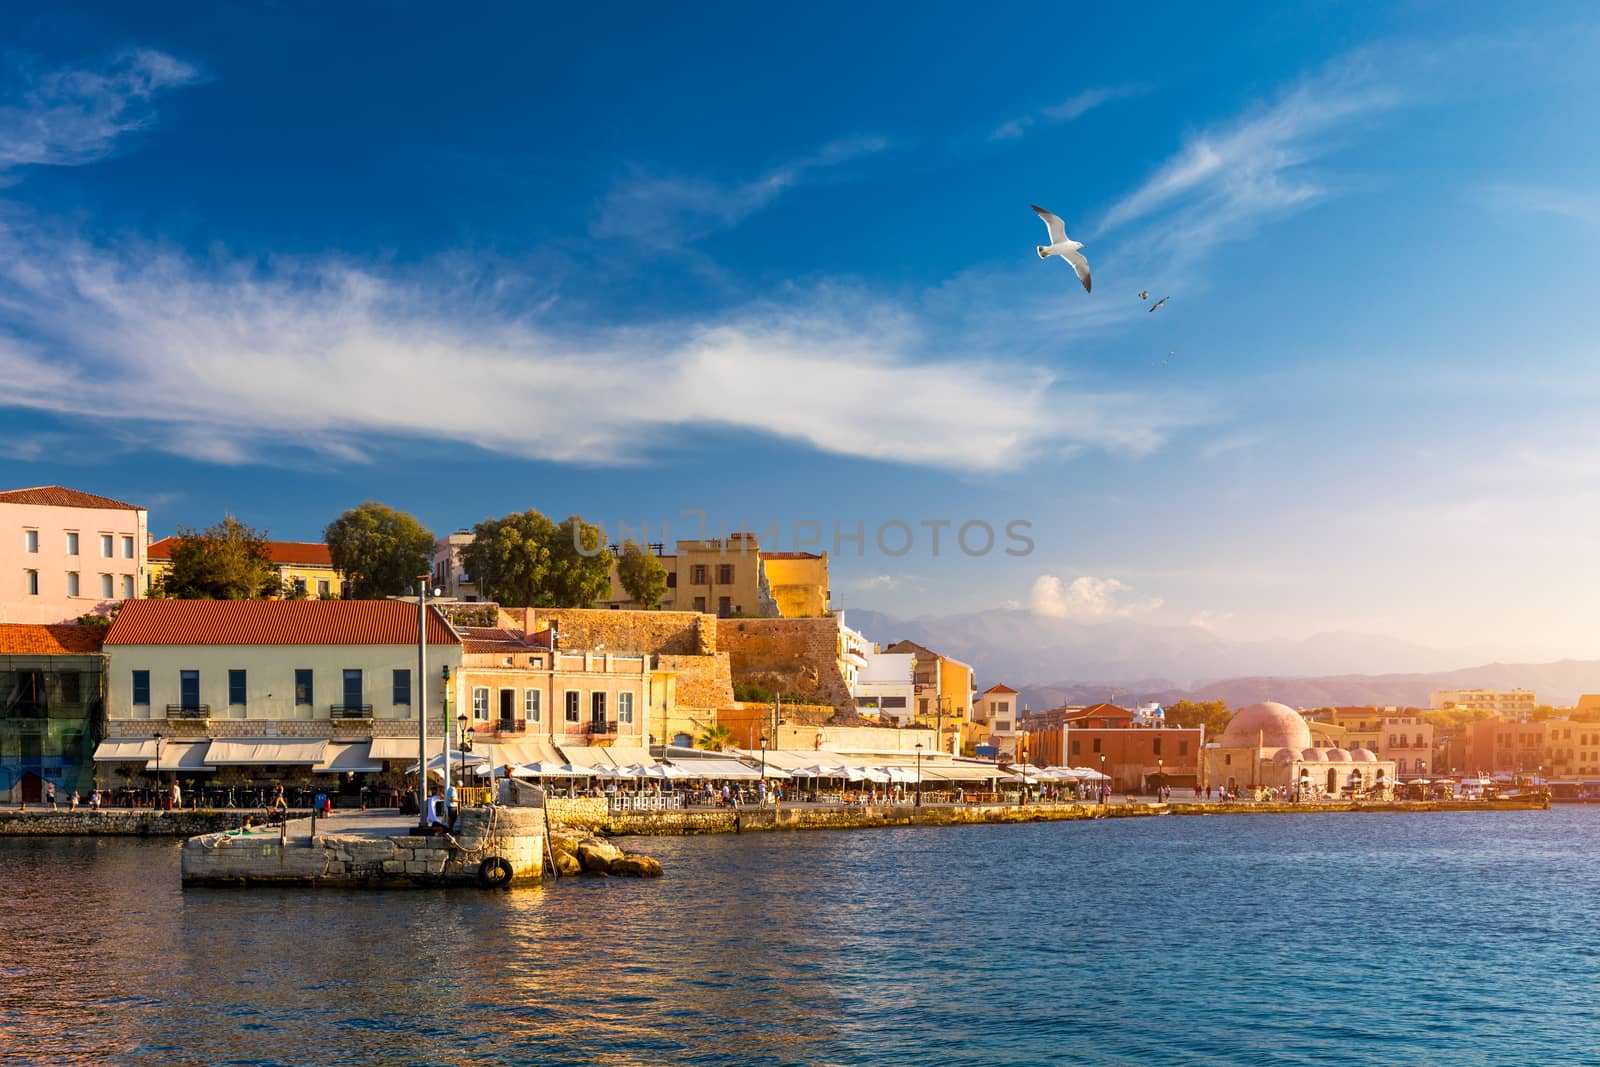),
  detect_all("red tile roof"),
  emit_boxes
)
[460,626,555,655]
[0,485,142,510]
[148,537,334,567]
[104,600,460,646]
[0,623,107,655]
[759,551,824,560]
[984,684,1019,695]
